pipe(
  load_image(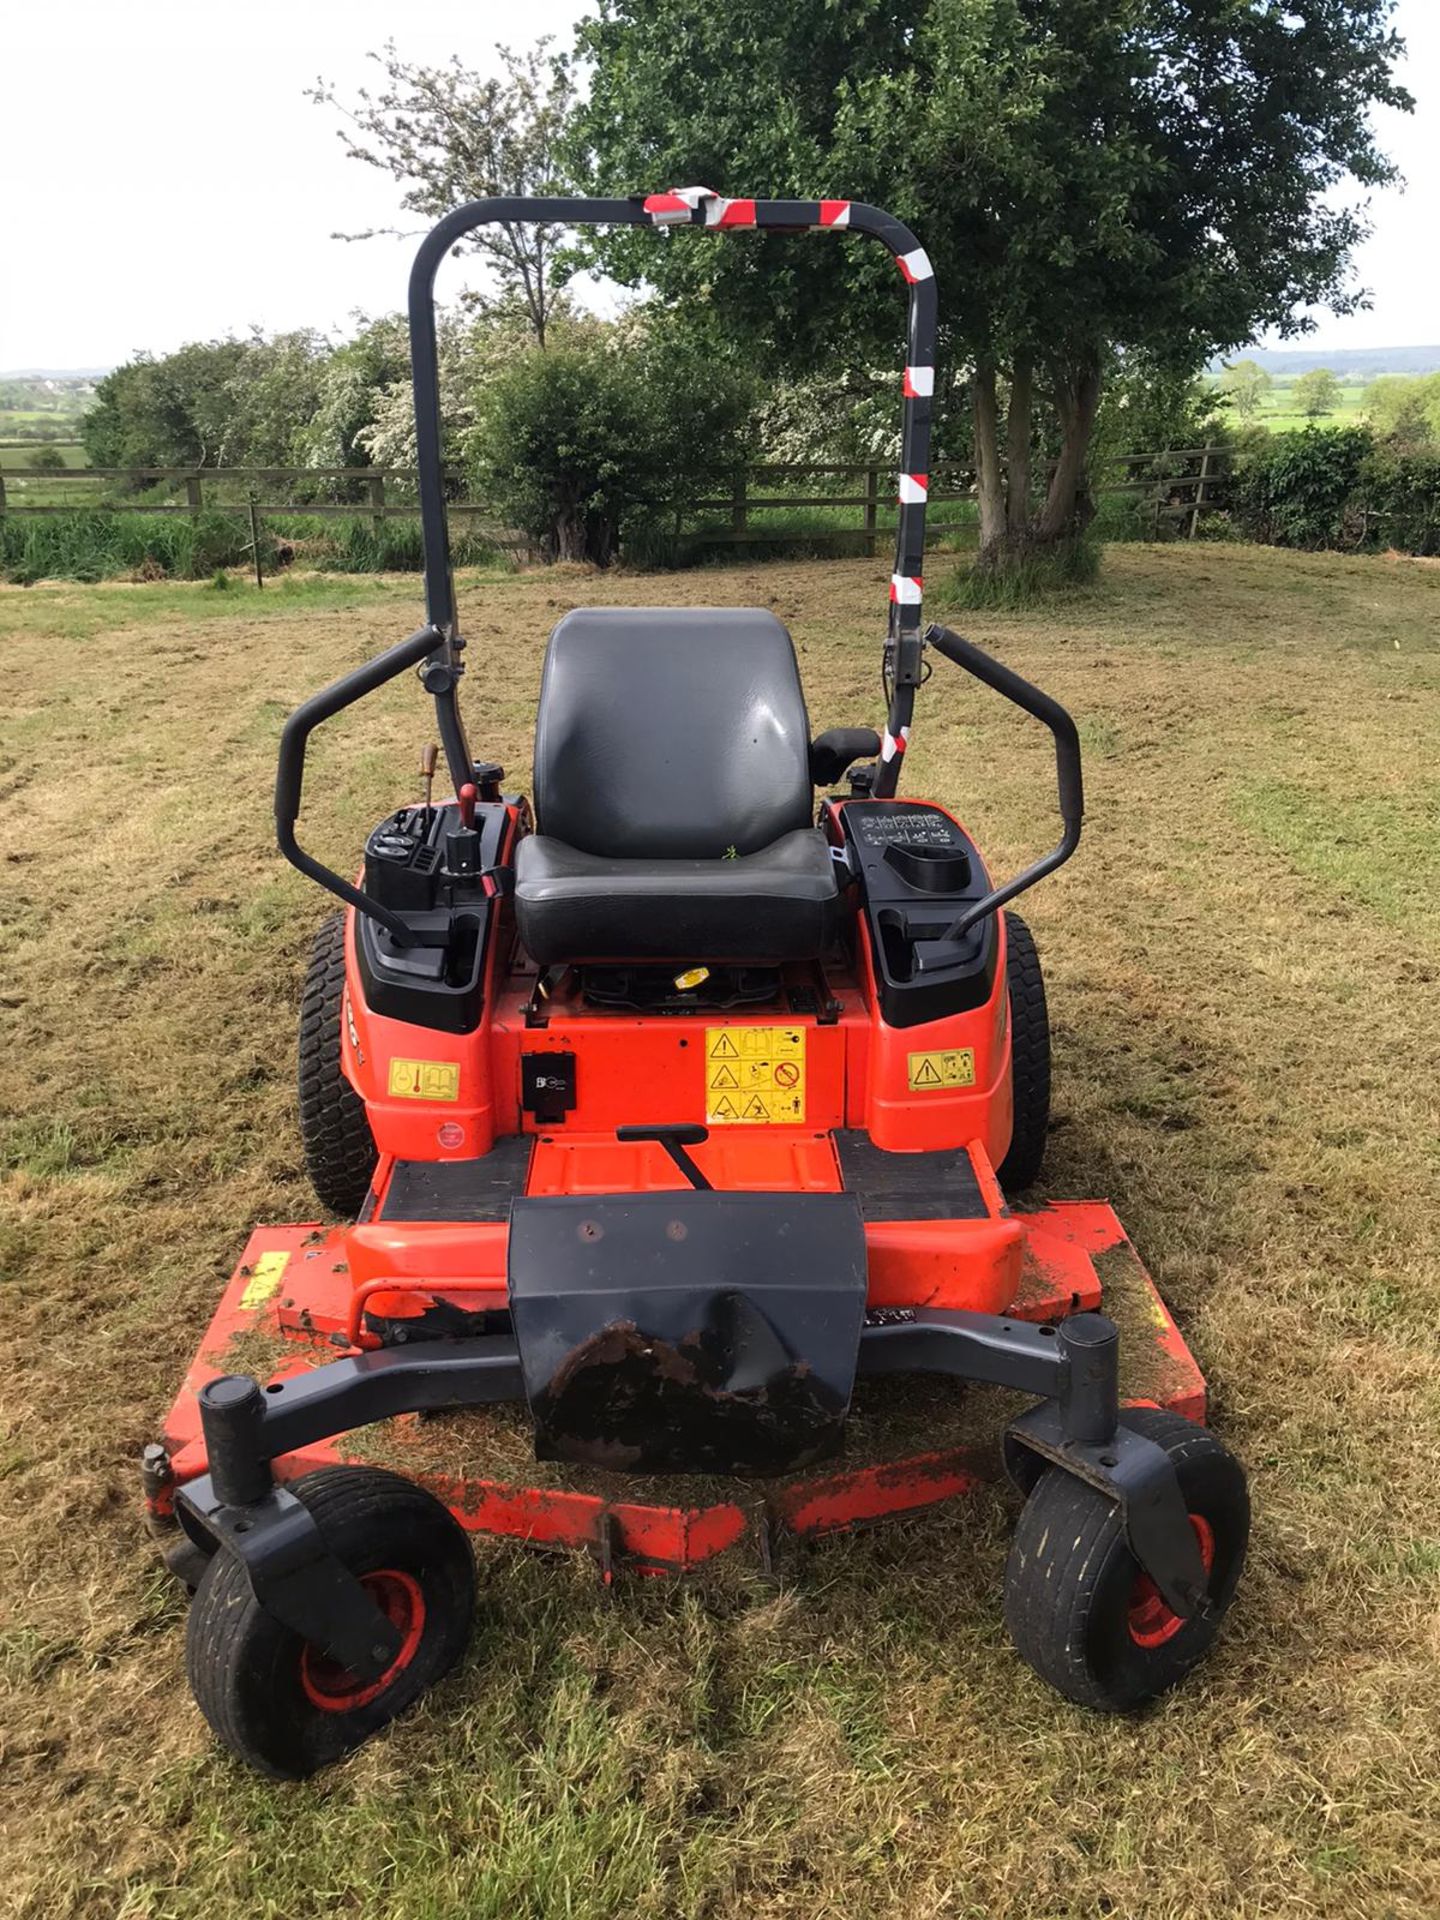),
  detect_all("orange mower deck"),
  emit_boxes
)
[153,1191,1203,1575]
